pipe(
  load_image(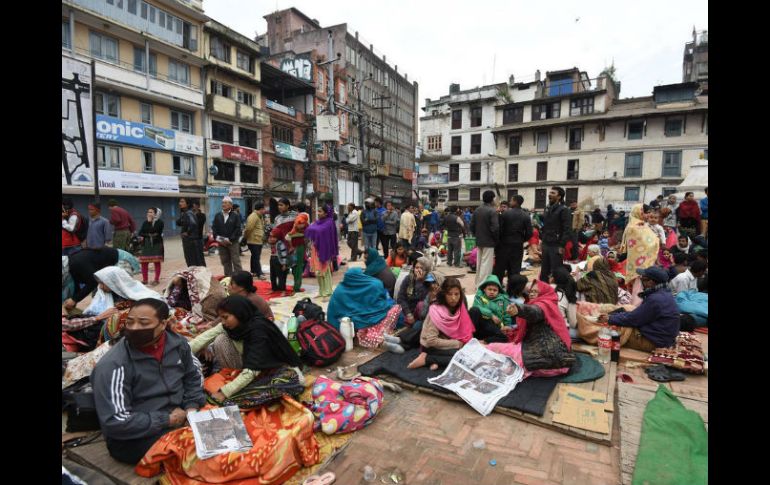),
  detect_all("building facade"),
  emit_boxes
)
[62,0,208,236]
[683,28,708,94]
